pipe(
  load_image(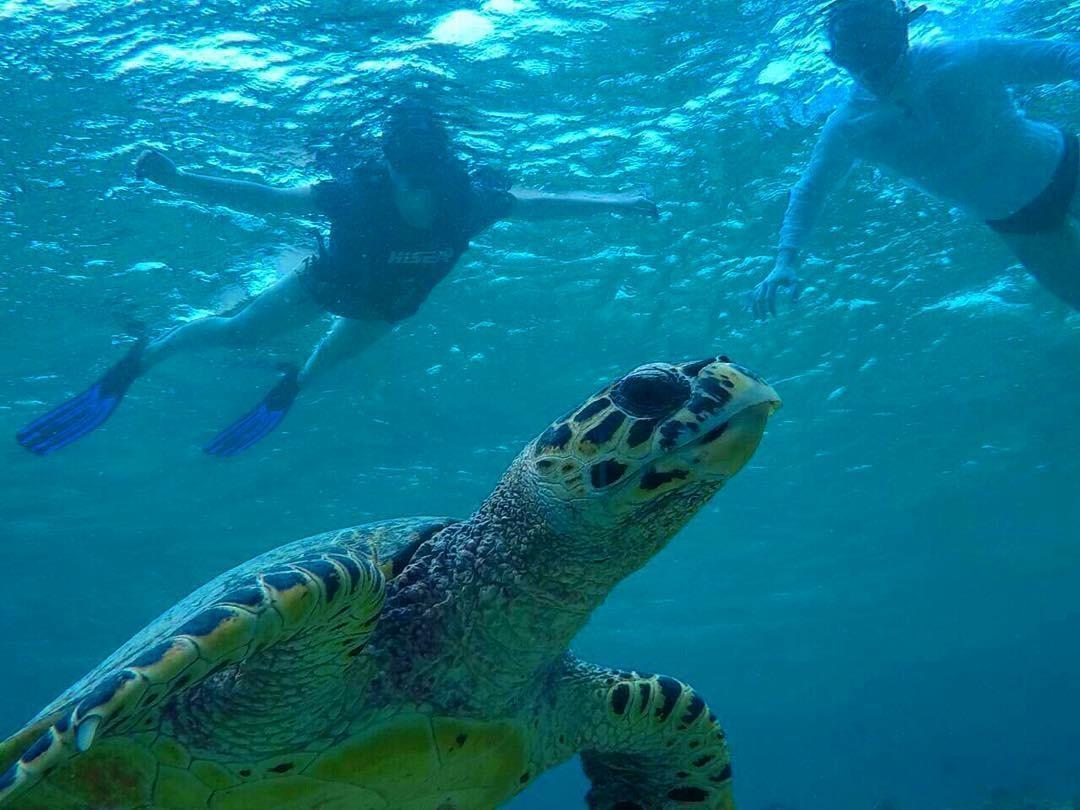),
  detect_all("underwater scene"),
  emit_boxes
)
[2,0,1080,808]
